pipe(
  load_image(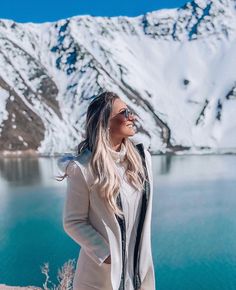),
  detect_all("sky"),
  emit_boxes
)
[0,0,189,23]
